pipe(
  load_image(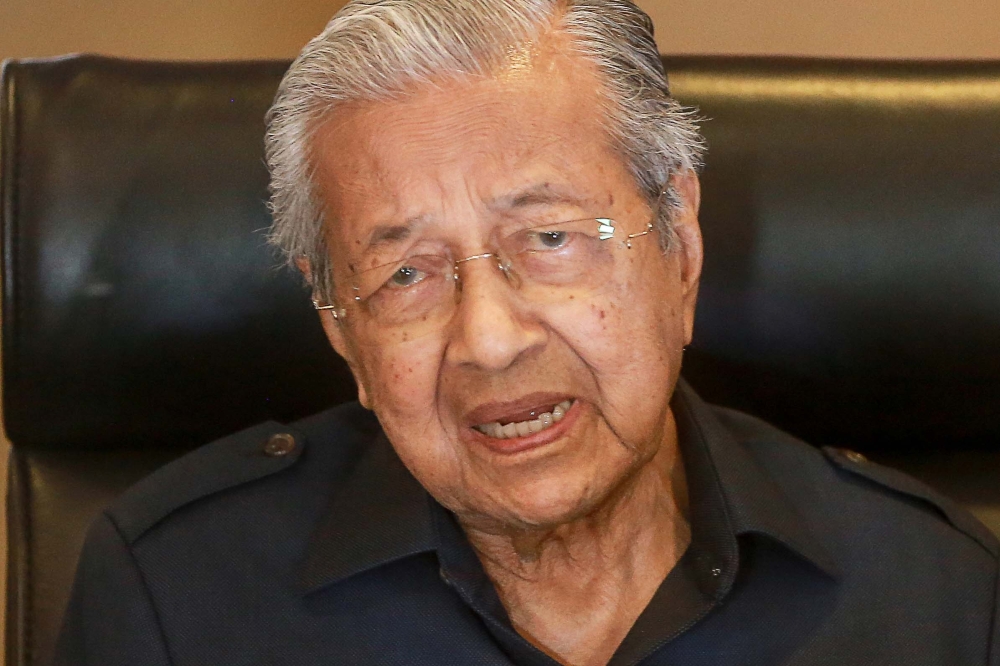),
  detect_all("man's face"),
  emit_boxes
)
[311,42,702,532]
